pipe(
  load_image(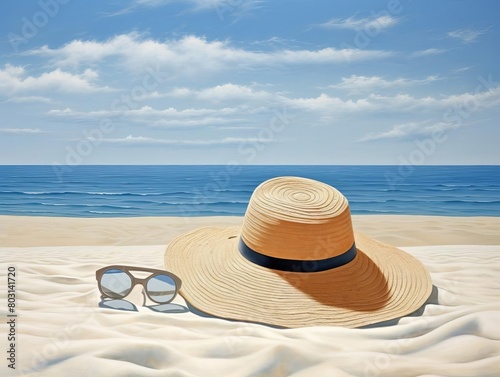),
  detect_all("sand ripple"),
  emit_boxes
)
[1,245,500,376]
